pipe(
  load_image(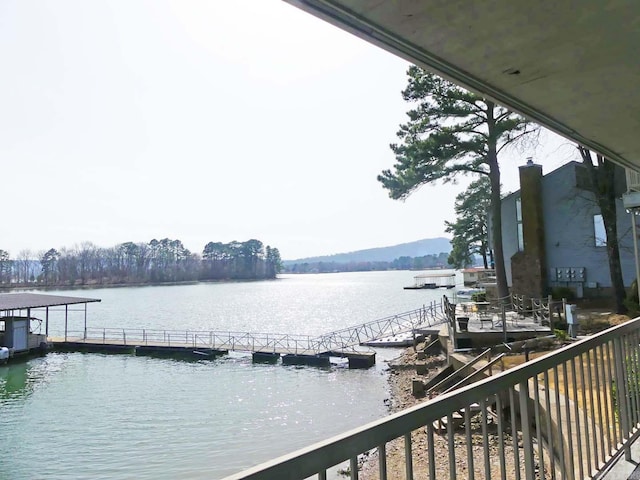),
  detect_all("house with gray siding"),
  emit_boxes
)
[500,160,636,298]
